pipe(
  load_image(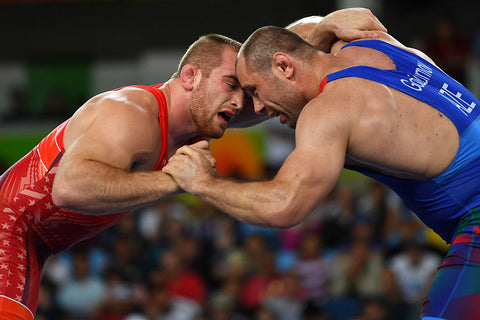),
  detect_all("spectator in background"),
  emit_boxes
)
[329,222,384,300]
[303,301,332,320]
[56,251,106,319]
[322,186,357,249]
[292,231,332,304]
[352,297,387,320]
[35,278,64,320]
[253,306,275,320]
[327,238,384,320]
[263,272,306,320]
[5,85,28,121]
[378,268,408,320]
[204,291,247,320]
[151,248,207,319]
[388,240,442,320]
[95,266,143,320]
[239,249,279,314]
[357,181,392,244]
[422,18,470,84]
[43,87,69,120]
